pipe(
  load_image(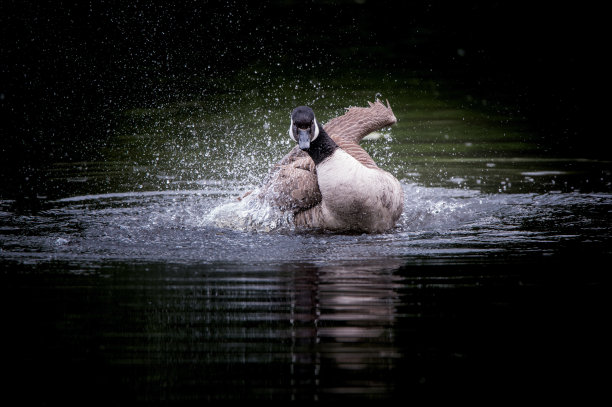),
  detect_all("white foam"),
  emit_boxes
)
[53,189,216,203]
[521,171,565,176]
[206,189,294,232]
